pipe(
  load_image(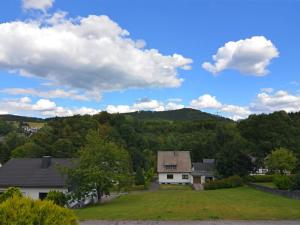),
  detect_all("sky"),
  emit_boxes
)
[0,0,299,120]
